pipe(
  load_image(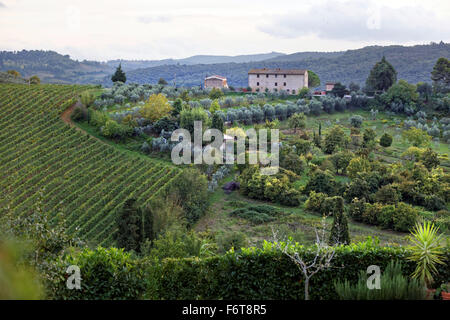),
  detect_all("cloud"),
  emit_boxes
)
[258,0,450,42]
[137,15,172,24]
